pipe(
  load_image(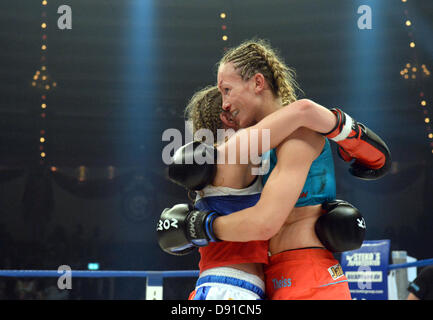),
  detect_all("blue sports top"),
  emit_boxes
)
[194,178,269,271]
[194,177,262,216]
[261,139,336,207]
